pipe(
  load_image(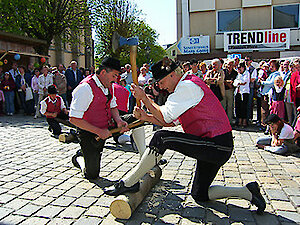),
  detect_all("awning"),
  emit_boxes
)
[0,50,49,61]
